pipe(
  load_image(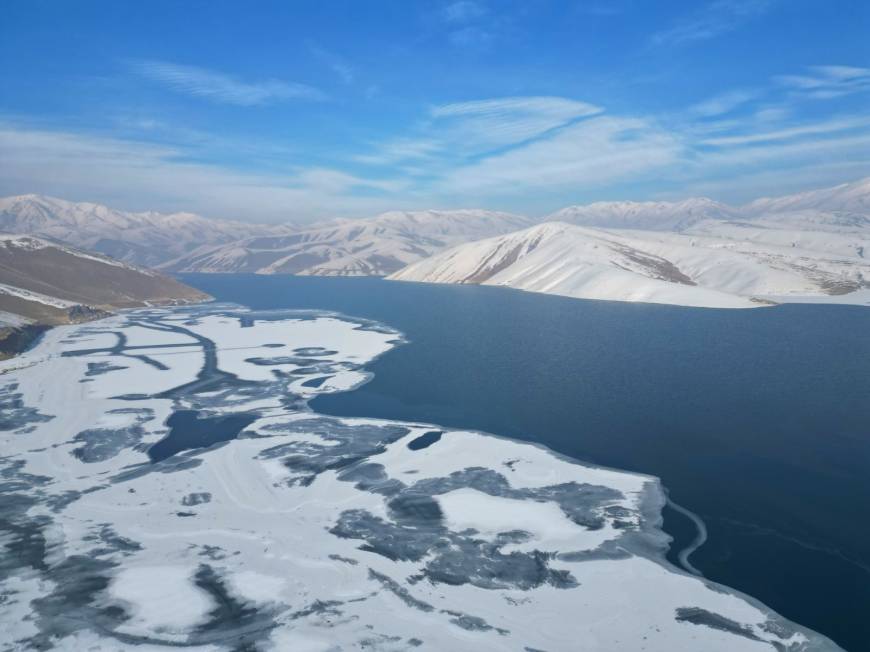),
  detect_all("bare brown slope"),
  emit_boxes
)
[0,235,210,358]
[0,236,208,311]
